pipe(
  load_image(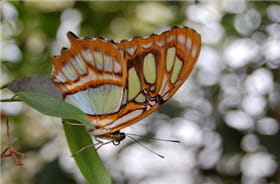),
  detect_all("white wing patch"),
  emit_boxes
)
[65,85,124,115]
[127,46,137,56]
